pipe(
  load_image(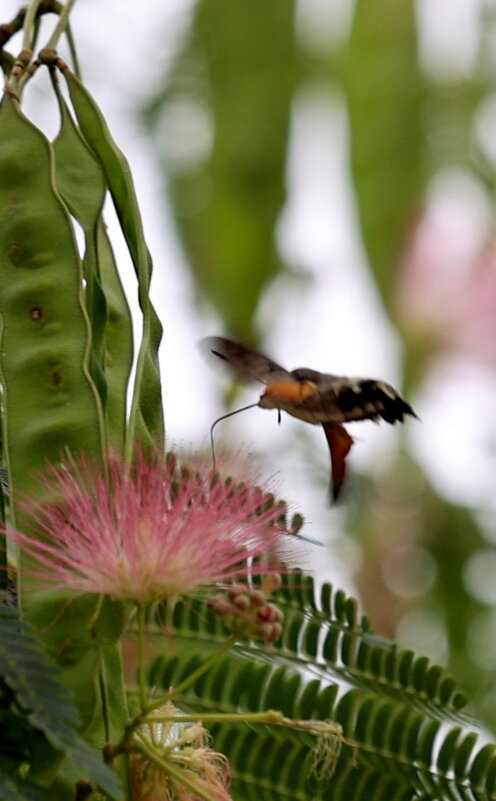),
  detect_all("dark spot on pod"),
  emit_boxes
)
[49,368,64,388]
[29,307,43,321]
